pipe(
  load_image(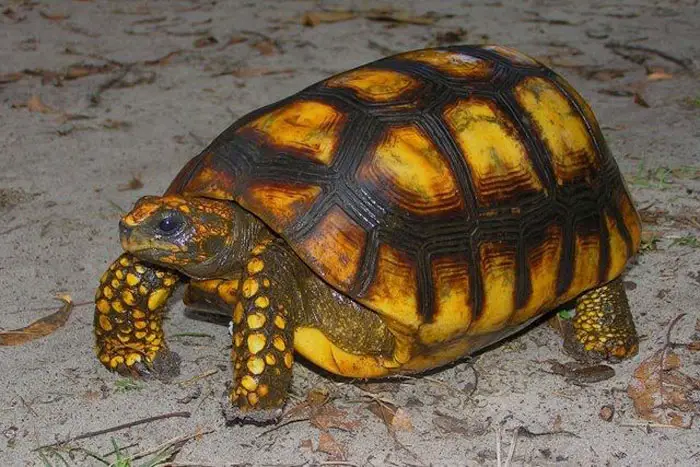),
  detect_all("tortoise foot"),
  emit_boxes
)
[558,277,639,364]
[104,347,182,381]
[222,402,283,426]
